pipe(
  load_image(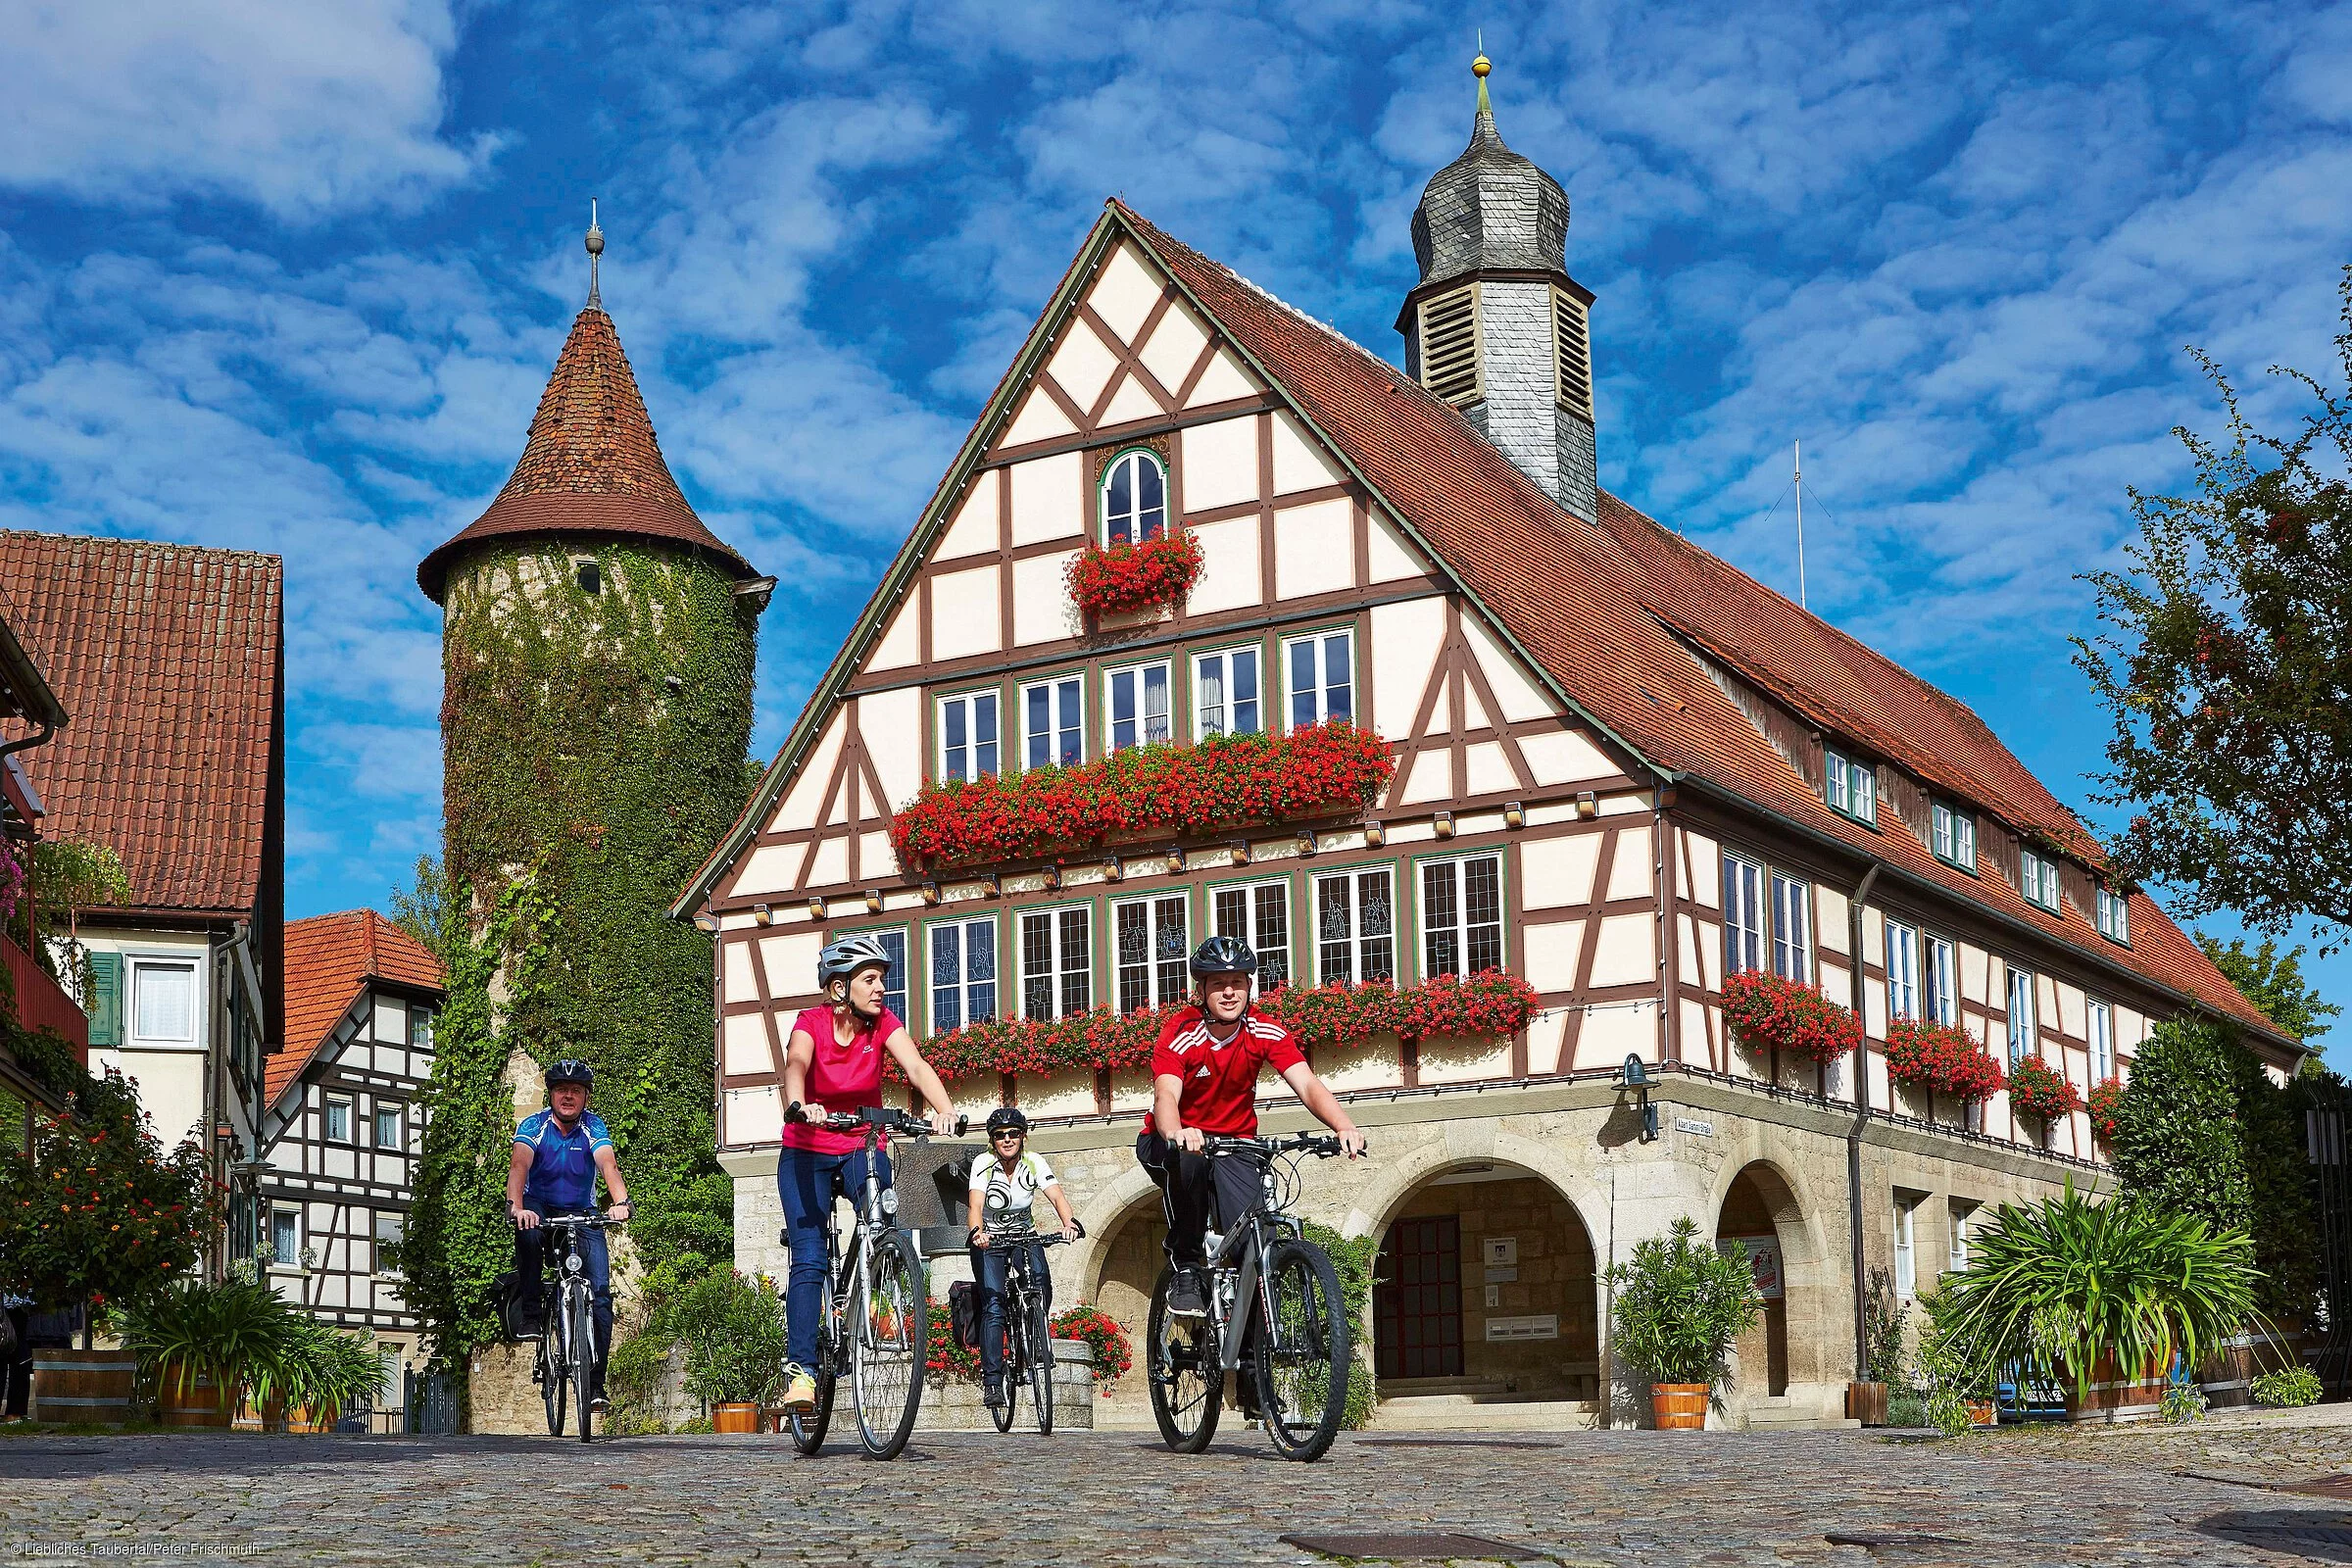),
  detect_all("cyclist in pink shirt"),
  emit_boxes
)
[778,933,957,1413]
